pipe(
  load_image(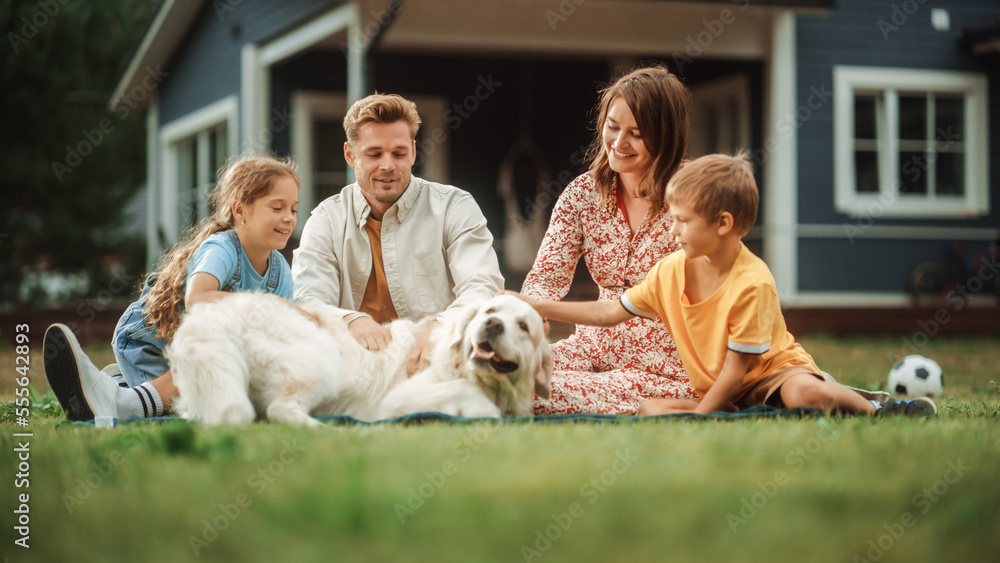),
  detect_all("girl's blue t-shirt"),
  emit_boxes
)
[110,230,293,386]
[186,231,293,299]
